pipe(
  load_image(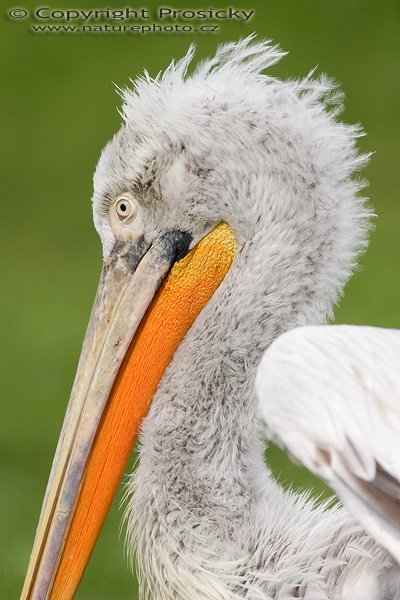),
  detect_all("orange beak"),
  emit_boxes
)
[21,222,235,600]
